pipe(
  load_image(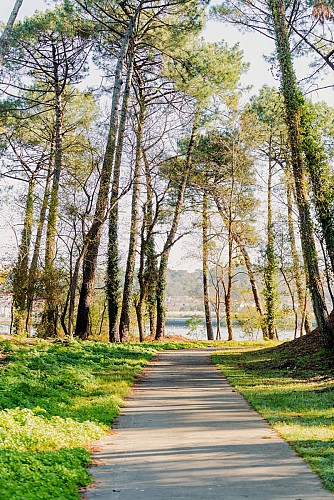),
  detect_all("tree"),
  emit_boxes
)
[0,0,24,64]
[155,40,245,339]
[214,0,334,349]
